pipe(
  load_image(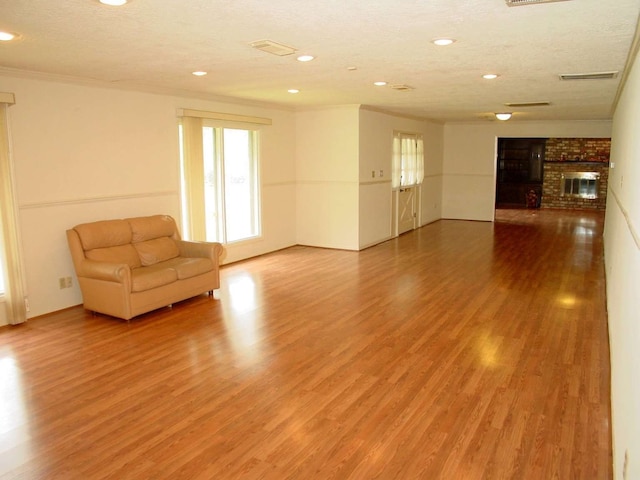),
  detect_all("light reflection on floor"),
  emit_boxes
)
[0,356,28,435]
[0,355,32,467]
[220,272,263,364]
[227,273,258,315]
